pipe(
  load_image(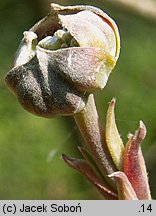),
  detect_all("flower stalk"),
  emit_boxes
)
[74,94,117,190]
